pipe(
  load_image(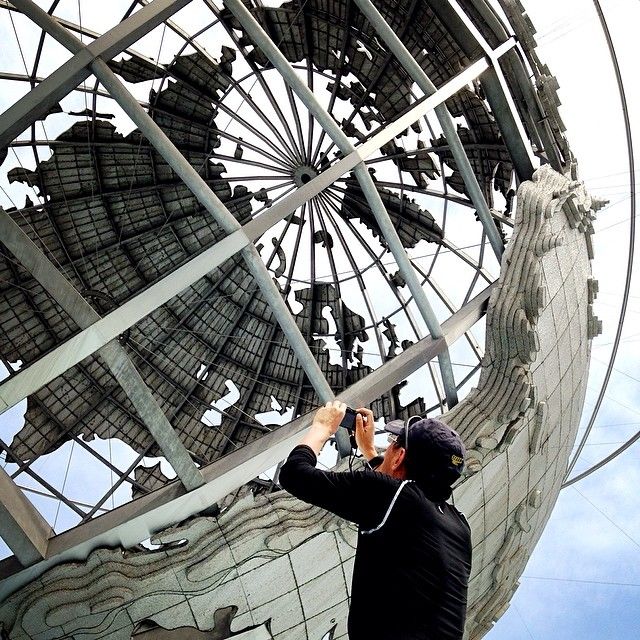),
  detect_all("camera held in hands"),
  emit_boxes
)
[339,407,358,432]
